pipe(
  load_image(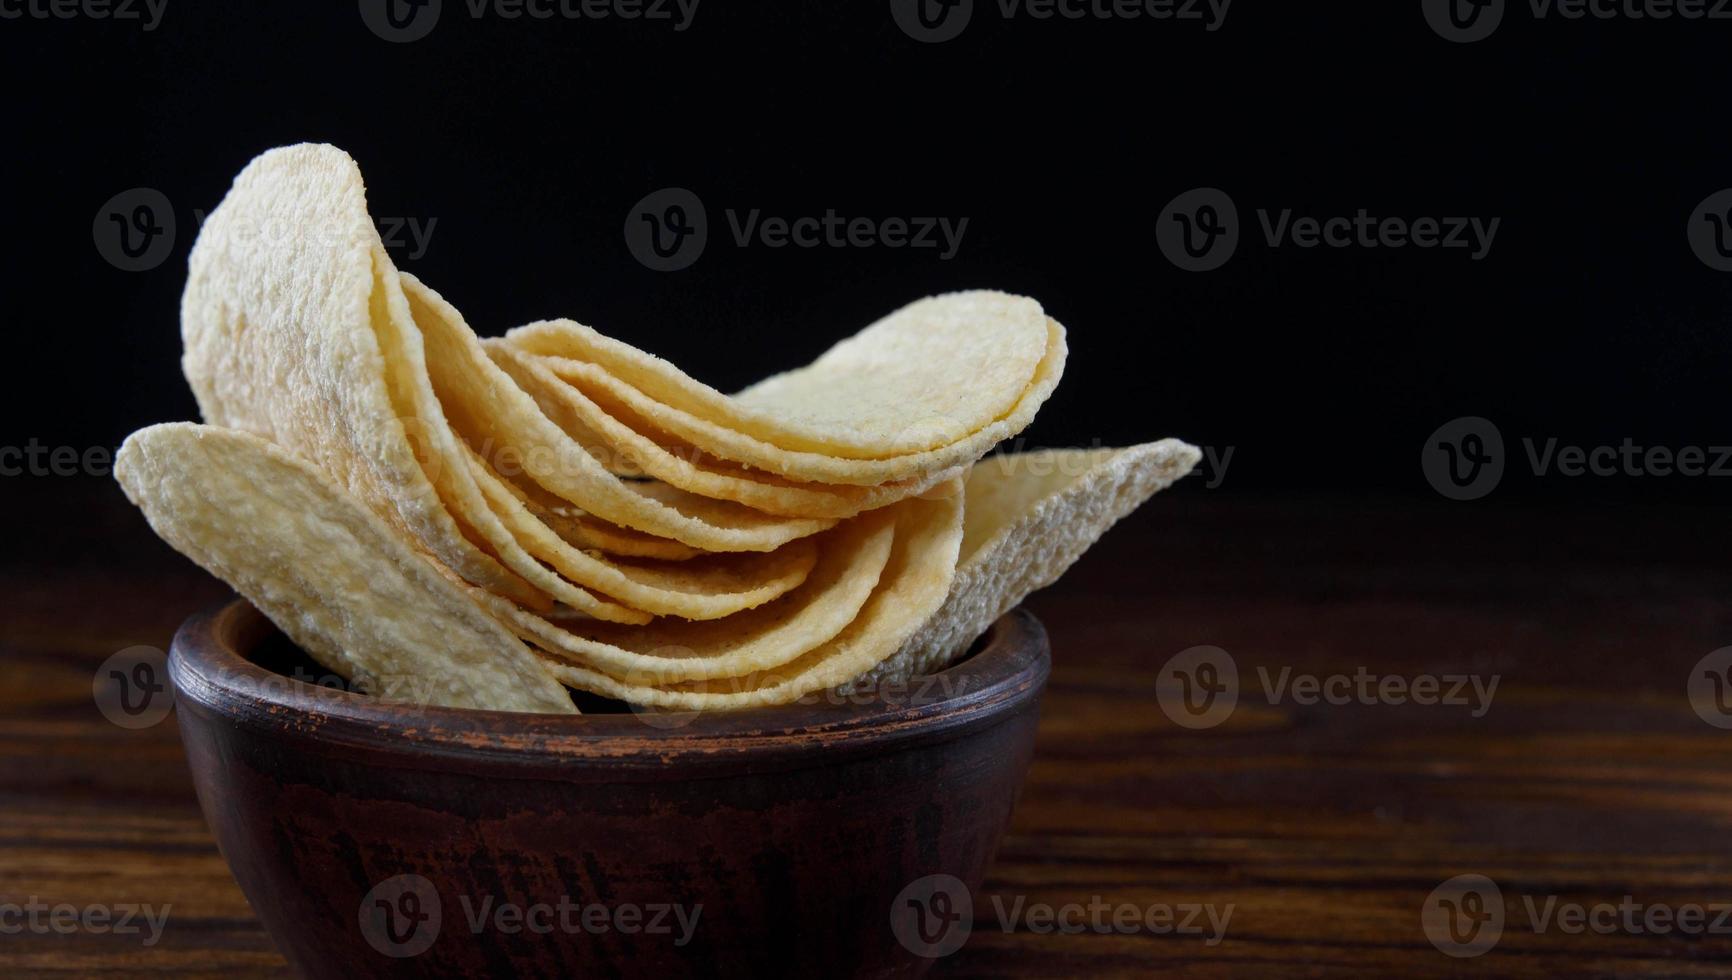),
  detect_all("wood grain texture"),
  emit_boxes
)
[5,480,1732,977]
